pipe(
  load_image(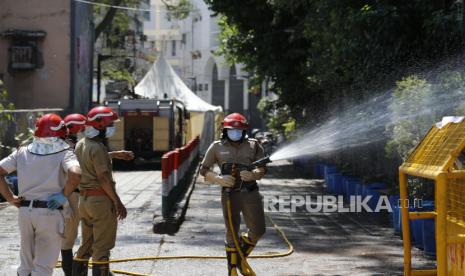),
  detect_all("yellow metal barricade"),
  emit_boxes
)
[399,119,465,276]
